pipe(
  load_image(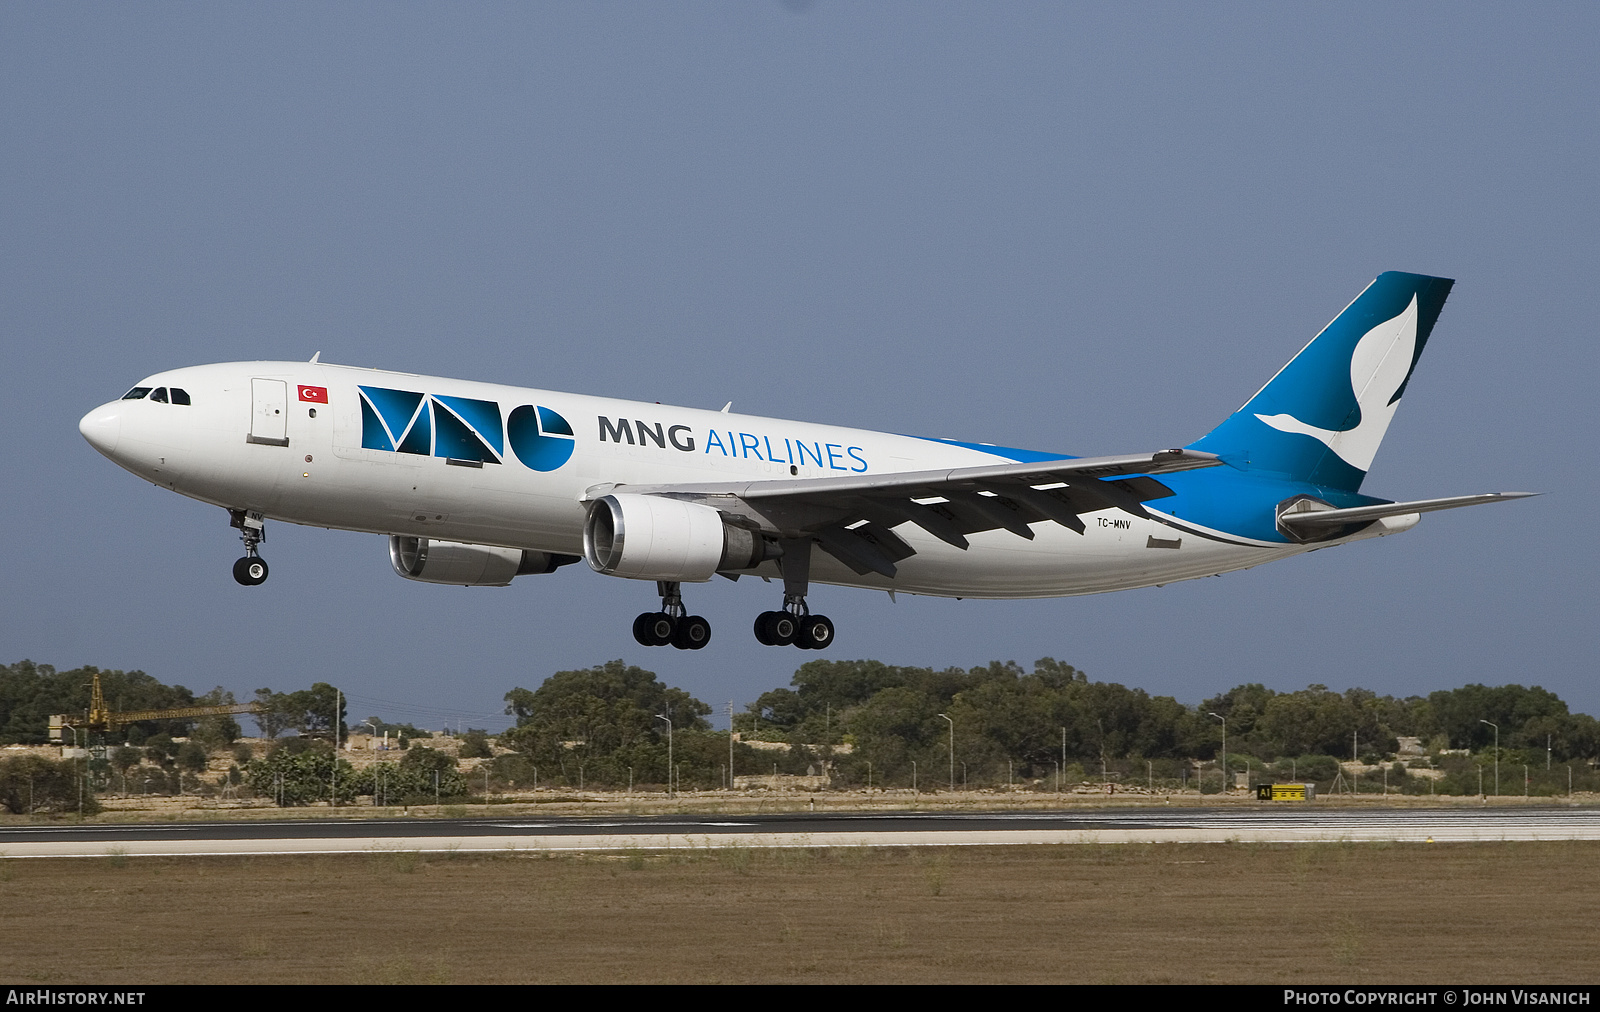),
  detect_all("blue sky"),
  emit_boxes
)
[2,3,1594,733]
